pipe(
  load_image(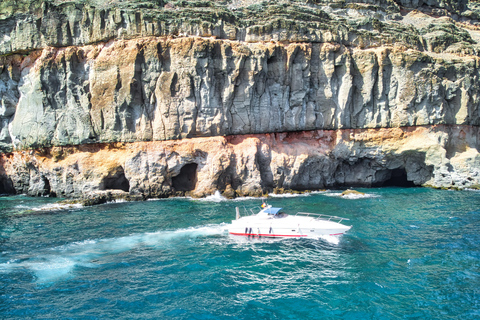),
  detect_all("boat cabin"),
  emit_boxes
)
[263,207,288,218]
